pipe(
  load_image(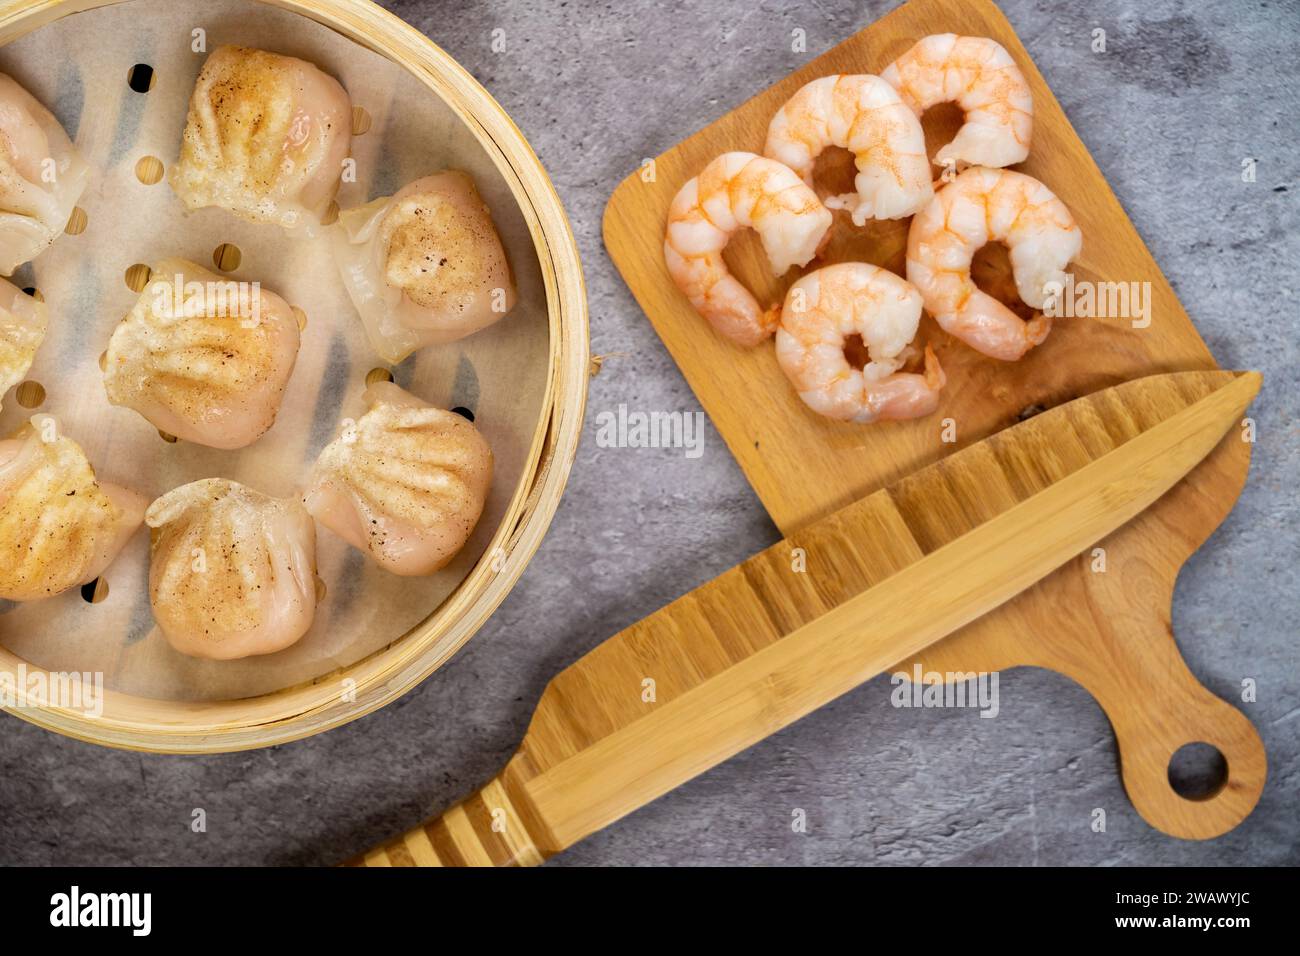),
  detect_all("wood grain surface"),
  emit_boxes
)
[353,371,1262,865]
[602,0,1262,840]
